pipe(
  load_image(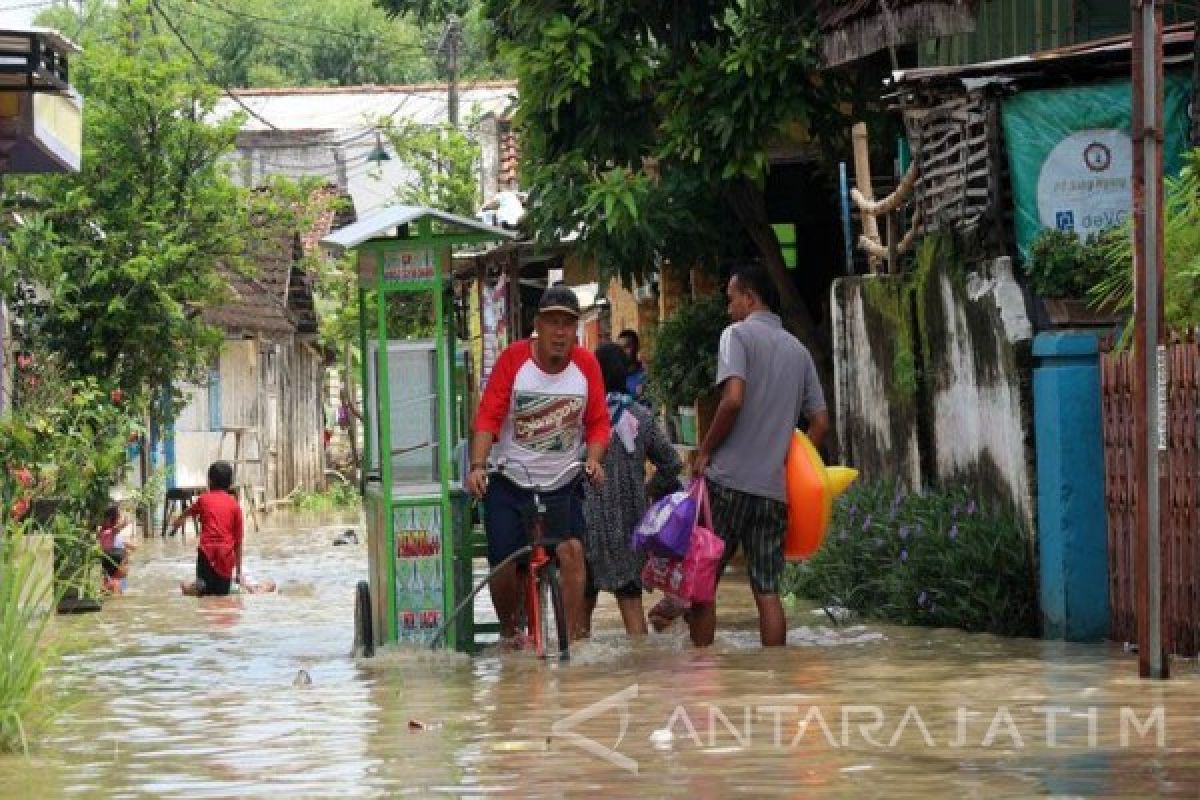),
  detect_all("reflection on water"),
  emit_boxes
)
[2,514,1198,797]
